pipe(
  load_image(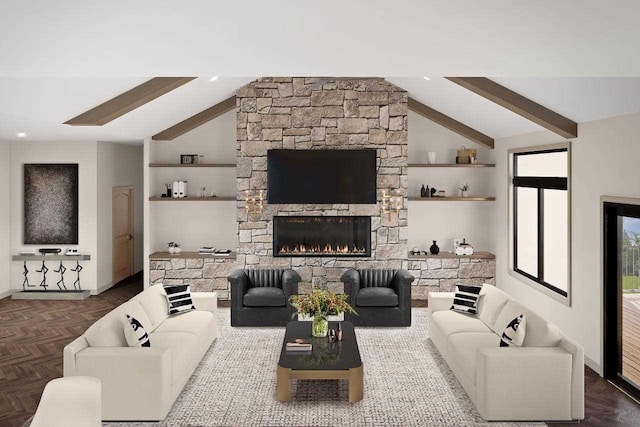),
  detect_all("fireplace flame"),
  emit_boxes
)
[278,244,366,255]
